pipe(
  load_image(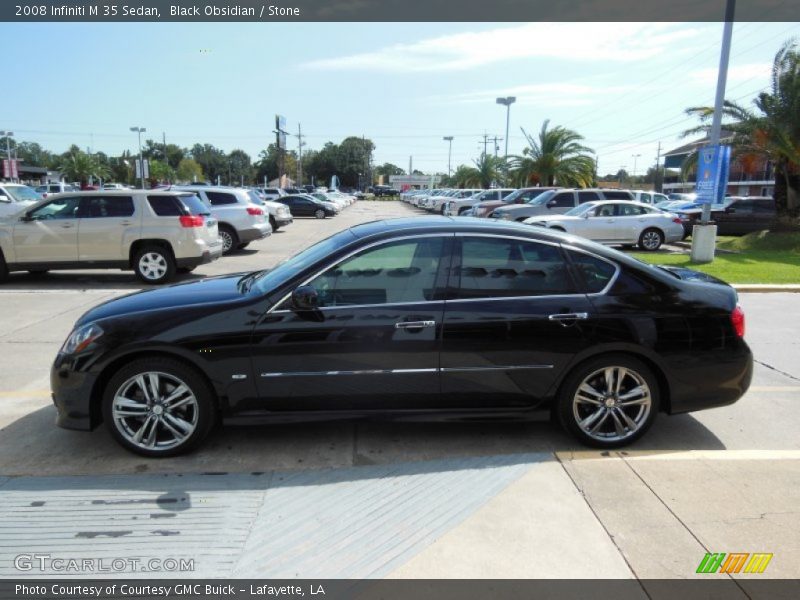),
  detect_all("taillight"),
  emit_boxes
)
[179,215,204,228]
[247,206,264,216]
[673,217,682,224]
[731,305,745,338]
